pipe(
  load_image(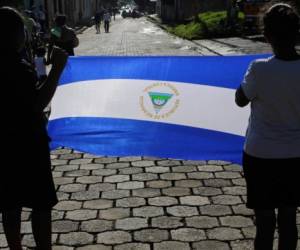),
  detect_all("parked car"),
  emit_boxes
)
[131,9,143,18]
[122,9,131,18]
